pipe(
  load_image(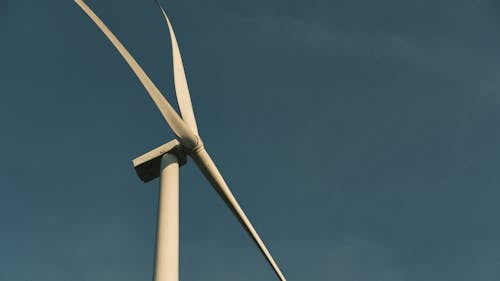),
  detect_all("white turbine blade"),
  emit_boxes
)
[157,4,199,135]
[190,147,287,281]
[74,0,198,149]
